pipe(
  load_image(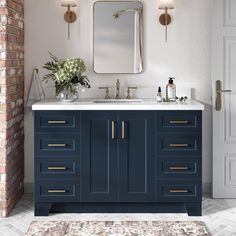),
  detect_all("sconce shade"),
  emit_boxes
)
[61,0,77,7]
[159,0,174,9]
